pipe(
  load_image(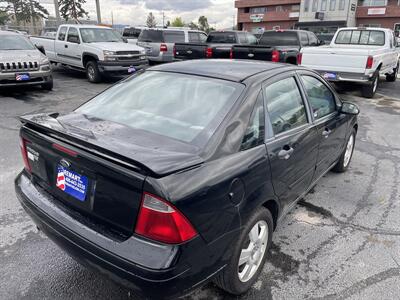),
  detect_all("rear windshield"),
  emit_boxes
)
[138,29,164,42]
[206,32,237,43]
[76,72,243,145]
[259,31,299,46]
[123,27,141,38]
[335,30,385,46]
